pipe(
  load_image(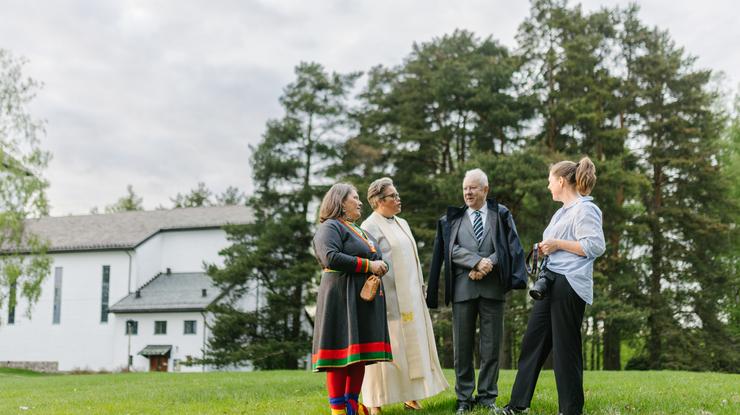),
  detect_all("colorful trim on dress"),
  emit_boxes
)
[339,220,377,253]
[312,341,392,371]
[353,257,370,273]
